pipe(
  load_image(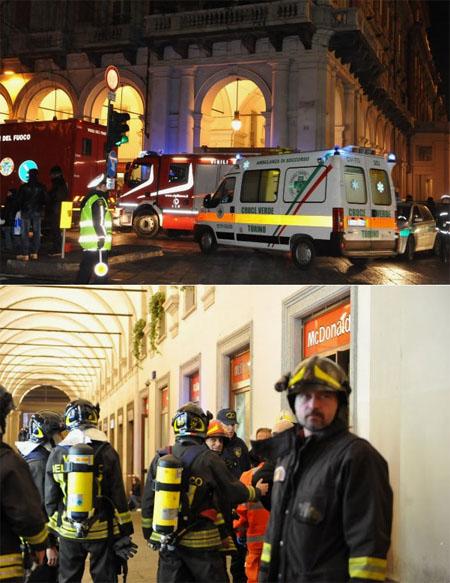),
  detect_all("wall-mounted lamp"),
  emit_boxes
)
[231,78,242,132]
